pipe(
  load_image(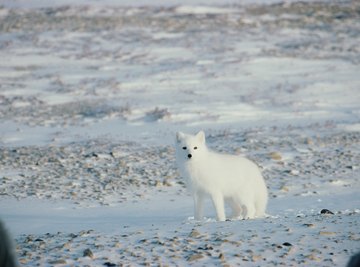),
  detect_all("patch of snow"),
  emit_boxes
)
[0,2,360,266]
[175,6,236,15]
